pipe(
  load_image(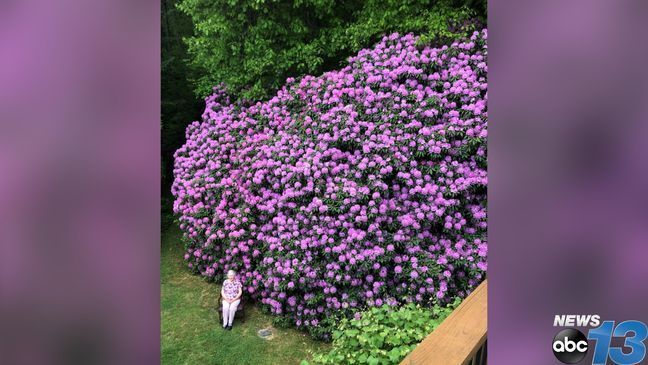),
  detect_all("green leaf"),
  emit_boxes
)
[358,353,368,363]
[388,348,401,362]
